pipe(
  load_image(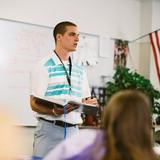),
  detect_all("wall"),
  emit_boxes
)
[0,0,143,156]
[0,0,141,86]
[139,0,152,78]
